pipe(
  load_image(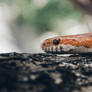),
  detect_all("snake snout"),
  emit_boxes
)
[42,39,52,51]
[42,38,62,53]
